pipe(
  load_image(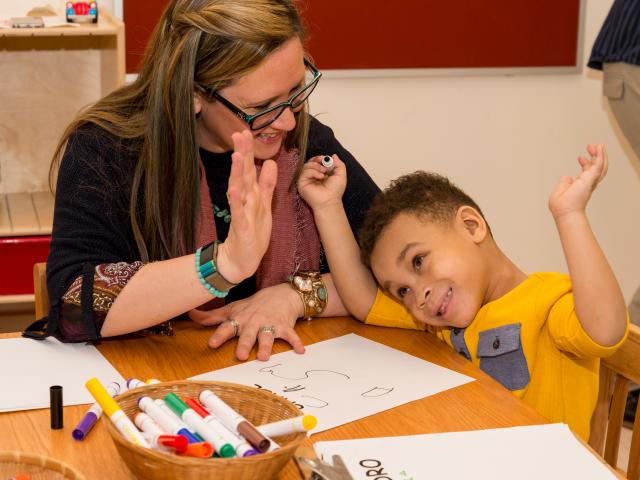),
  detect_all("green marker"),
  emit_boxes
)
[164,393,235,458]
